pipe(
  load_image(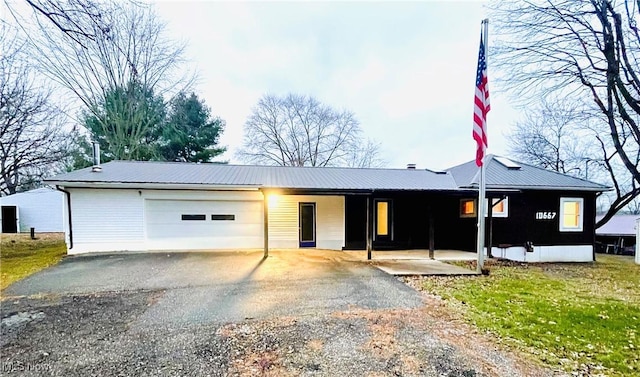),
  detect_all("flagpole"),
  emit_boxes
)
[476,19,489,274]
[476,155,486,273]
